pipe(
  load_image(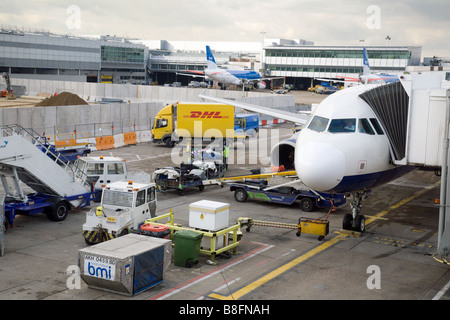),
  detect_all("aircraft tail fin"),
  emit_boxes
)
[363,48,371,76]
[206,45,218,69]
